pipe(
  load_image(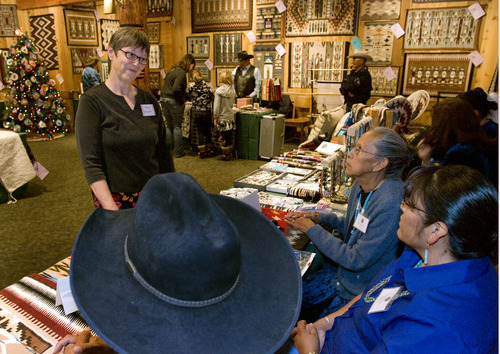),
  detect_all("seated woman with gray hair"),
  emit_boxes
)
[286,127,413,323]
